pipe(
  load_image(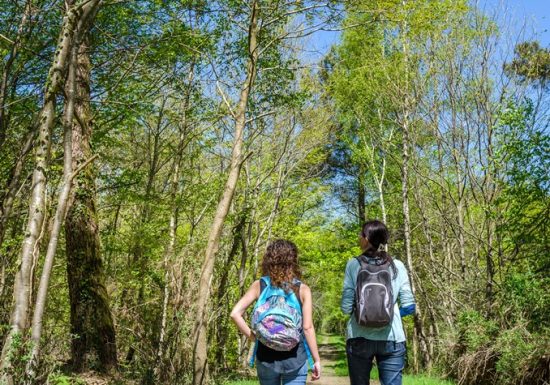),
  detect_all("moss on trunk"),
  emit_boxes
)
[65,34,117,372]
